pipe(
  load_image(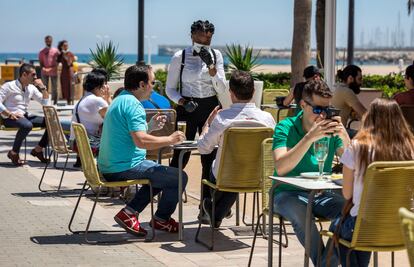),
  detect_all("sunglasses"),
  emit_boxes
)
[304,99,330,115]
